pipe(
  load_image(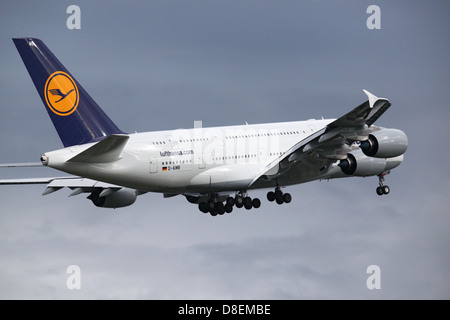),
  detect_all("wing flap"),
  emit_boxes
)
[42,187,62,195]
[43,178,124,197]
[46,177,123,189]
